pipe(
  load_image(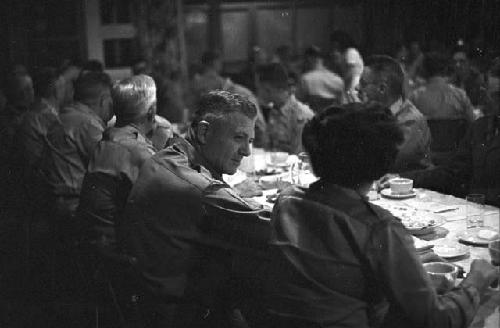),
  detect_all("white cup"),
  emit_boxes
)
[389,178,413,195]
